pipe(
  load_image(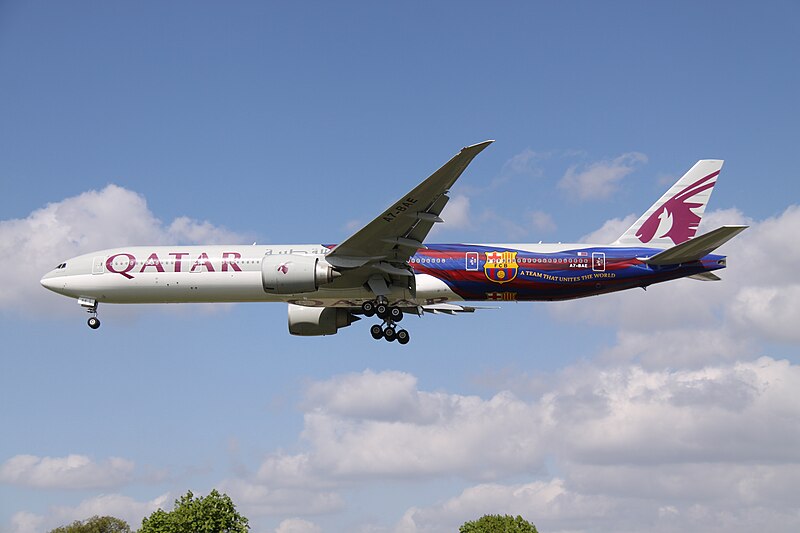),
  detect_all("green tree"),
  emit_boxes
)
[49,515,131,533]
[459,514,538,533]
[139,489,249,533]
